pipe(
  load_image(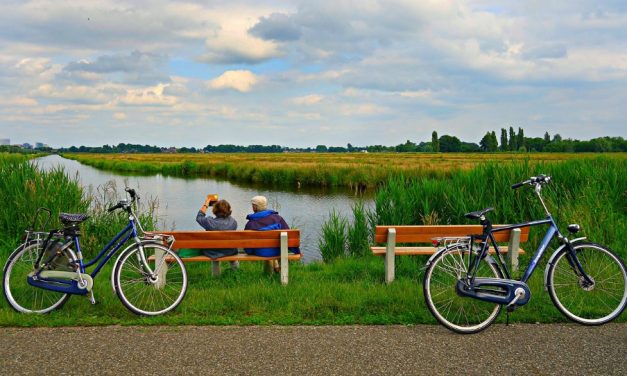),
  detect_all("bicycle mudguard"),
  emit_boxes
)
[543,237,587,290]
